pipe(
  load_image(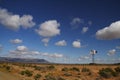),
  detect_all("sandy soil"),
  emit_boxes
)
[0,63,120,80]
[0,71,21,80]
